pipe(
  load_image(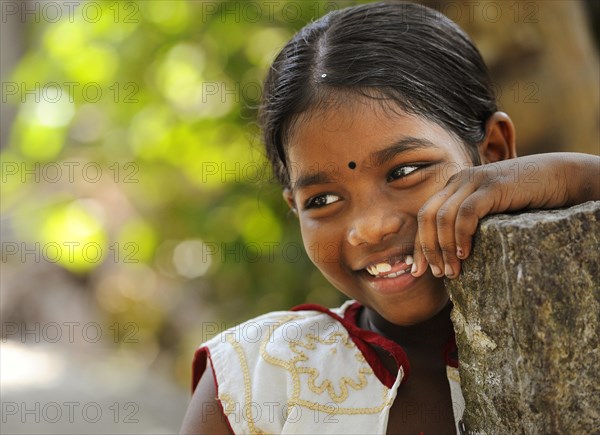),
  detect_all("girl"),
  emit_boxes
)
[180,2,599,434]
